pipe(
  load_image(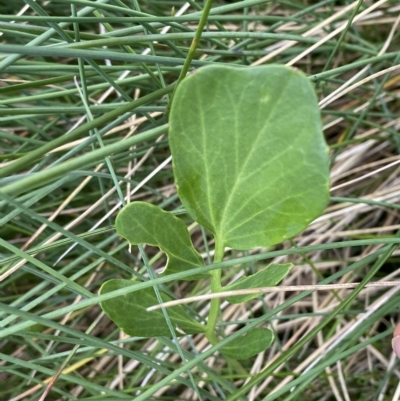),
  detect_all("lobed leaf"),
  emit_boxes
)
[169,65,330,250]
[115,201,207,279]
[224,263,293,303]
[99,279,205,337]
[220,328,274,360]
